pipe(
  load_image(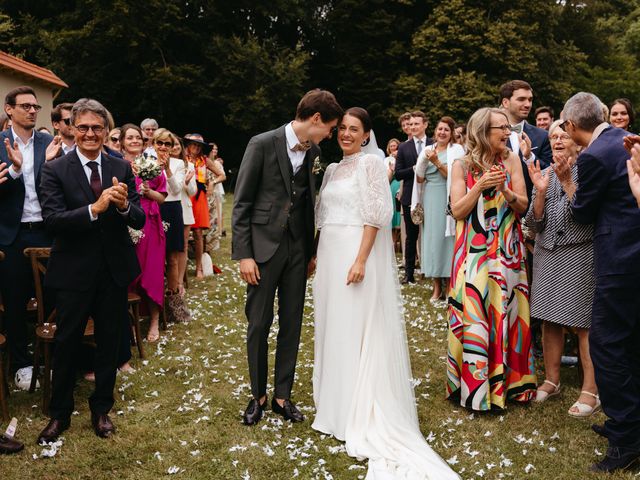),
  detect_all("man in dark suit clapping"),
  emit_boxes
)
[560,92,640,473]
[0,86,56,391]
[36,98,145,443]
